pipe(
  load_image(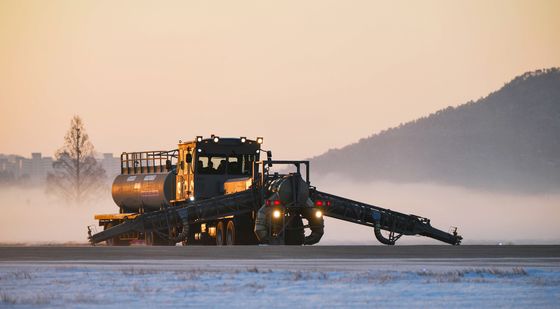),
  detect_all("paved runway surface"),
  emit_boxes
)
[0,245,558,261]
